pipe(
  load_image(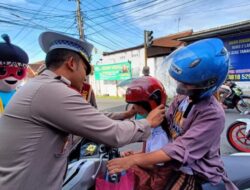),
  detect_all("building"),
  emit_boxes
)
[27,61,45,78]
[94,20,250,97]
